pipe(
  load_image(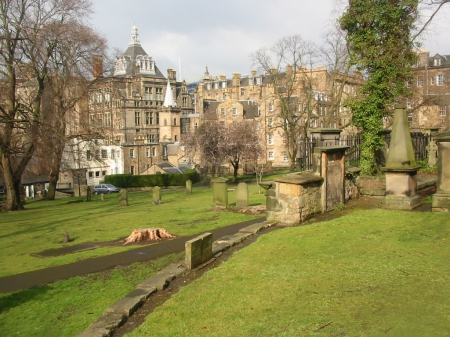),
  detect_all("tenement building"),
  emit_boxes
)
[187,66,362,168]
[408,50,450,131]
